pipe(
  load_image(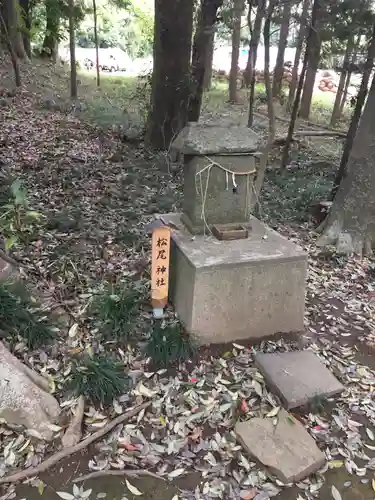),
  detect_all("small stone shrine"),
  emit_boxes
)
[162,123,307,344]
